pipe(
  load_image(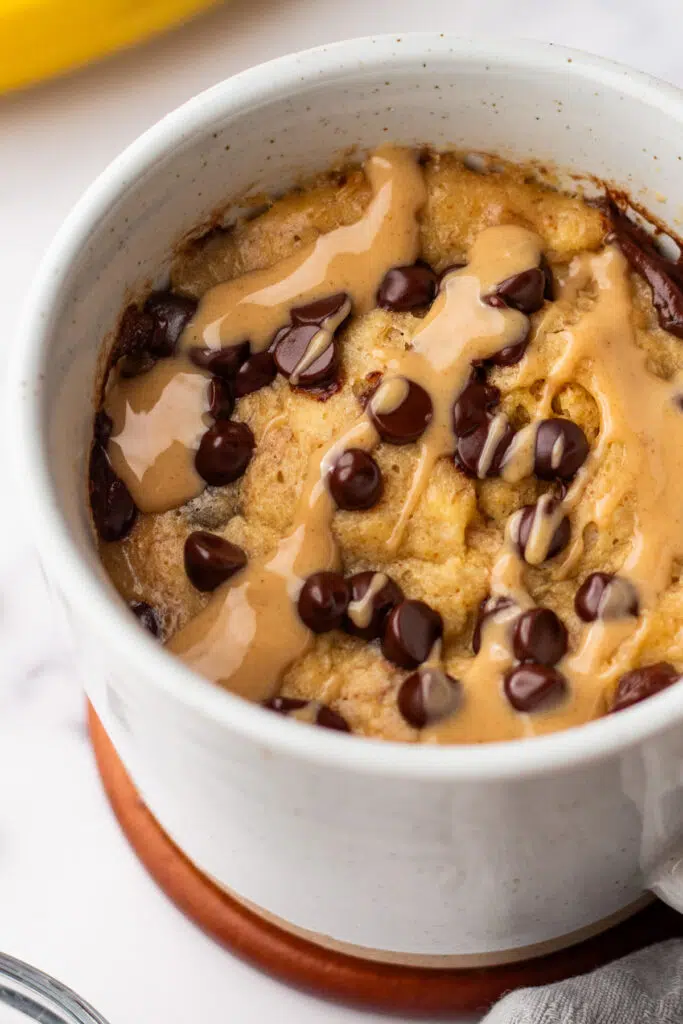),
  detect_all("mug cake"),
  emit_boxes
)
[89,145,683,744]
